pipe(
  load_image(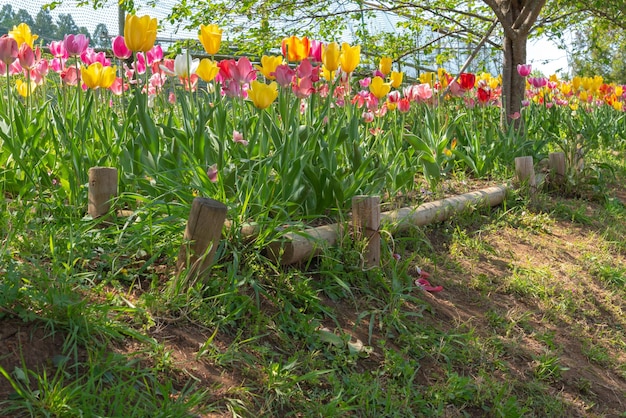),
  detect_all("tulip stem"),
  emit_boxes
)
[5,65,12,137]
